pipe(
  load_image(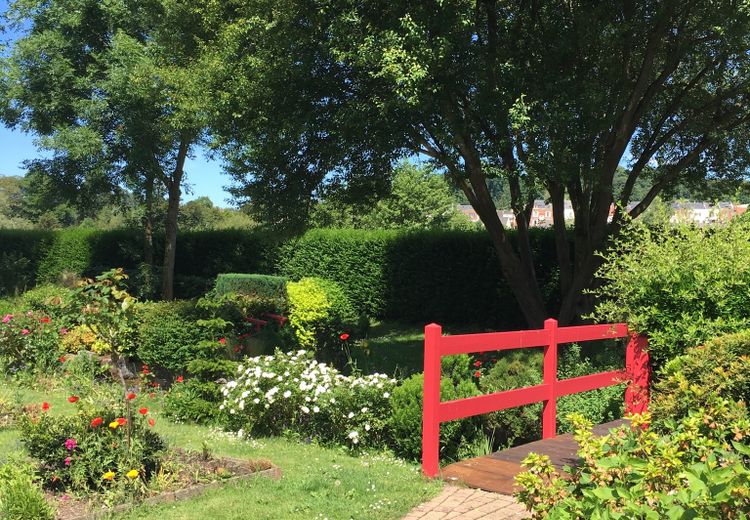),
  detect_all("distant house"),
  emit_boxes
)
[530,200,553,227]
